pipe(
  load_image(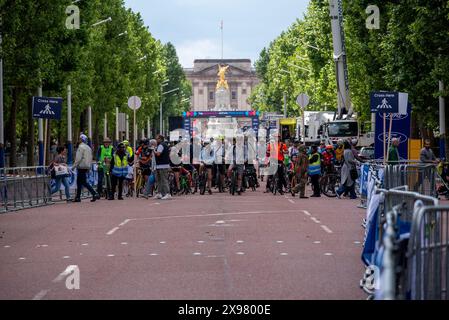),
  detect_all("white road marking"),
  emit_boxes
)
[19,257,26,260]
[236,252,245,255]
[53,265,78,283]
[236,240,244,244]
[197,241,205,244]
[324,253,333,256]
[121,242,128,245]
[321,225,333,234]
[107,254,115,257]
[288,199,295,204]
[280,253,289,256]
[4,245,11,248]
[36,244,49,248]
[81,243,89,246]
[303,210,311,216]
[313,241,322,244]
[159,241,167,244]
[193,252,202,256]
[216,221,226,224]
[310,217,321,224]
[276,241,284,244]
[63,256,70,259]
[106,227,119,235]
[354,241,361,245]
[128,210,302,222]
[149,253,159,256]
[32,290,49,301]
[118,219,131,227]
